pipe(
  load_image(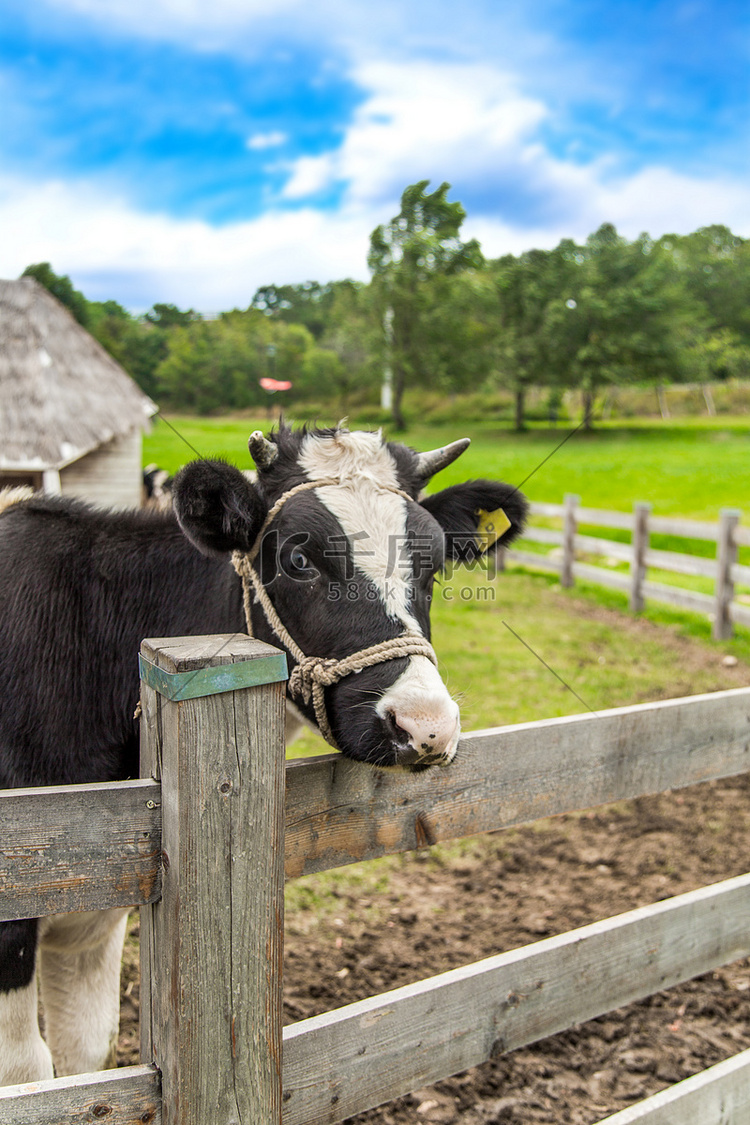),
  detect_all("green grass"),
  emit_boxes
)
[415,420,750,519]
[145,412,750,518]
[143,413,271,474]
